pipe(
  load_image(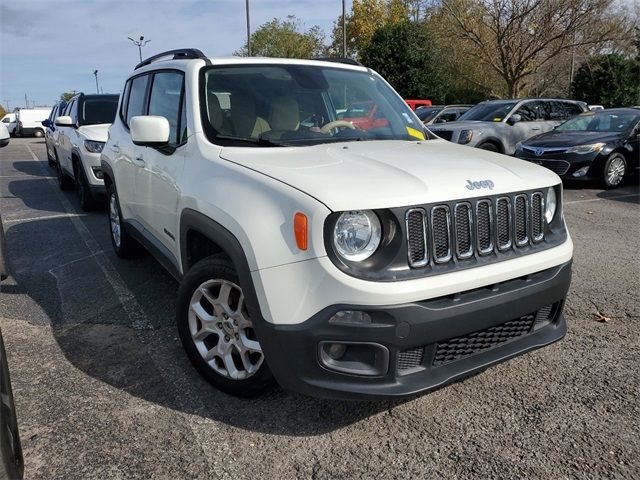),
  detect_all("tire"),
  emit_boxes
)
[478,142,499,152]
[56,157,74,190]
[602,153,627,189]
[33,128,44,138]
[47,148,55,167]
[107,183,142,258]
[177,254,274,397]
[75,162,96,212]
